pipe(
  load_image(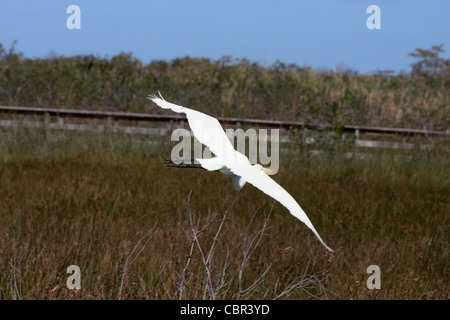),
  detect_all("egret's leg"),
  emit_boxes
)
[164,159,205,170]
[164,158,198,165]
